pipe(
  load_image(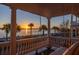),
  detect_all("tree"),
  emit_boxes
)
[60,19,69,28]
[28,23,34,36]
[2,24,10,41]
[65,20,69,28]
[60,27,70,37]
[2,24,21,41]
[39,25,47,35]
[16,25,21,37]
[17,25,21,33]
[52,26,60,33]
[59,20,70,37]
